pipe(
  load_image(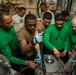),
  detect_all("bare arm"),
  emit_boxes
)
[19,39,34,54]
[35,44,40,52]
